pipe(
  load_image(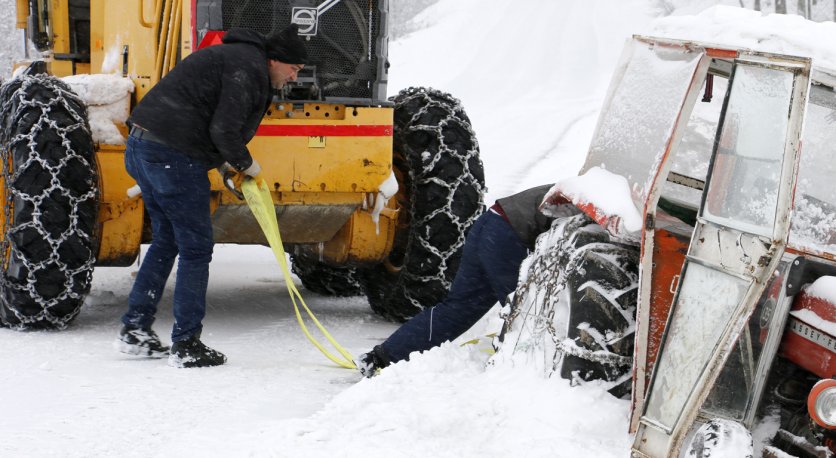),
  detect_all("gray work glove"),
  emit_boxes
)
[242,159,261,178]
